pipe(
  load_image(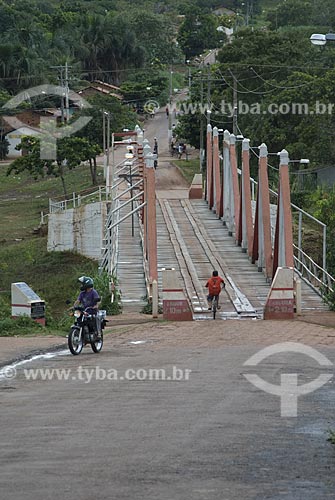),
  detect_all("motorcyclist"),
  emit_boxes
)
[73,276,101,335]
